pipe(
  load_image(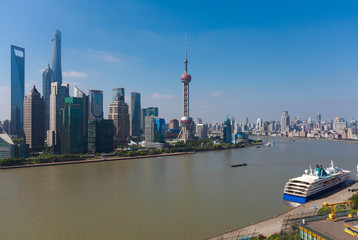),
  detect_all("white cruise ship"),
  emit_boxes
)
[283,161,351,203]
